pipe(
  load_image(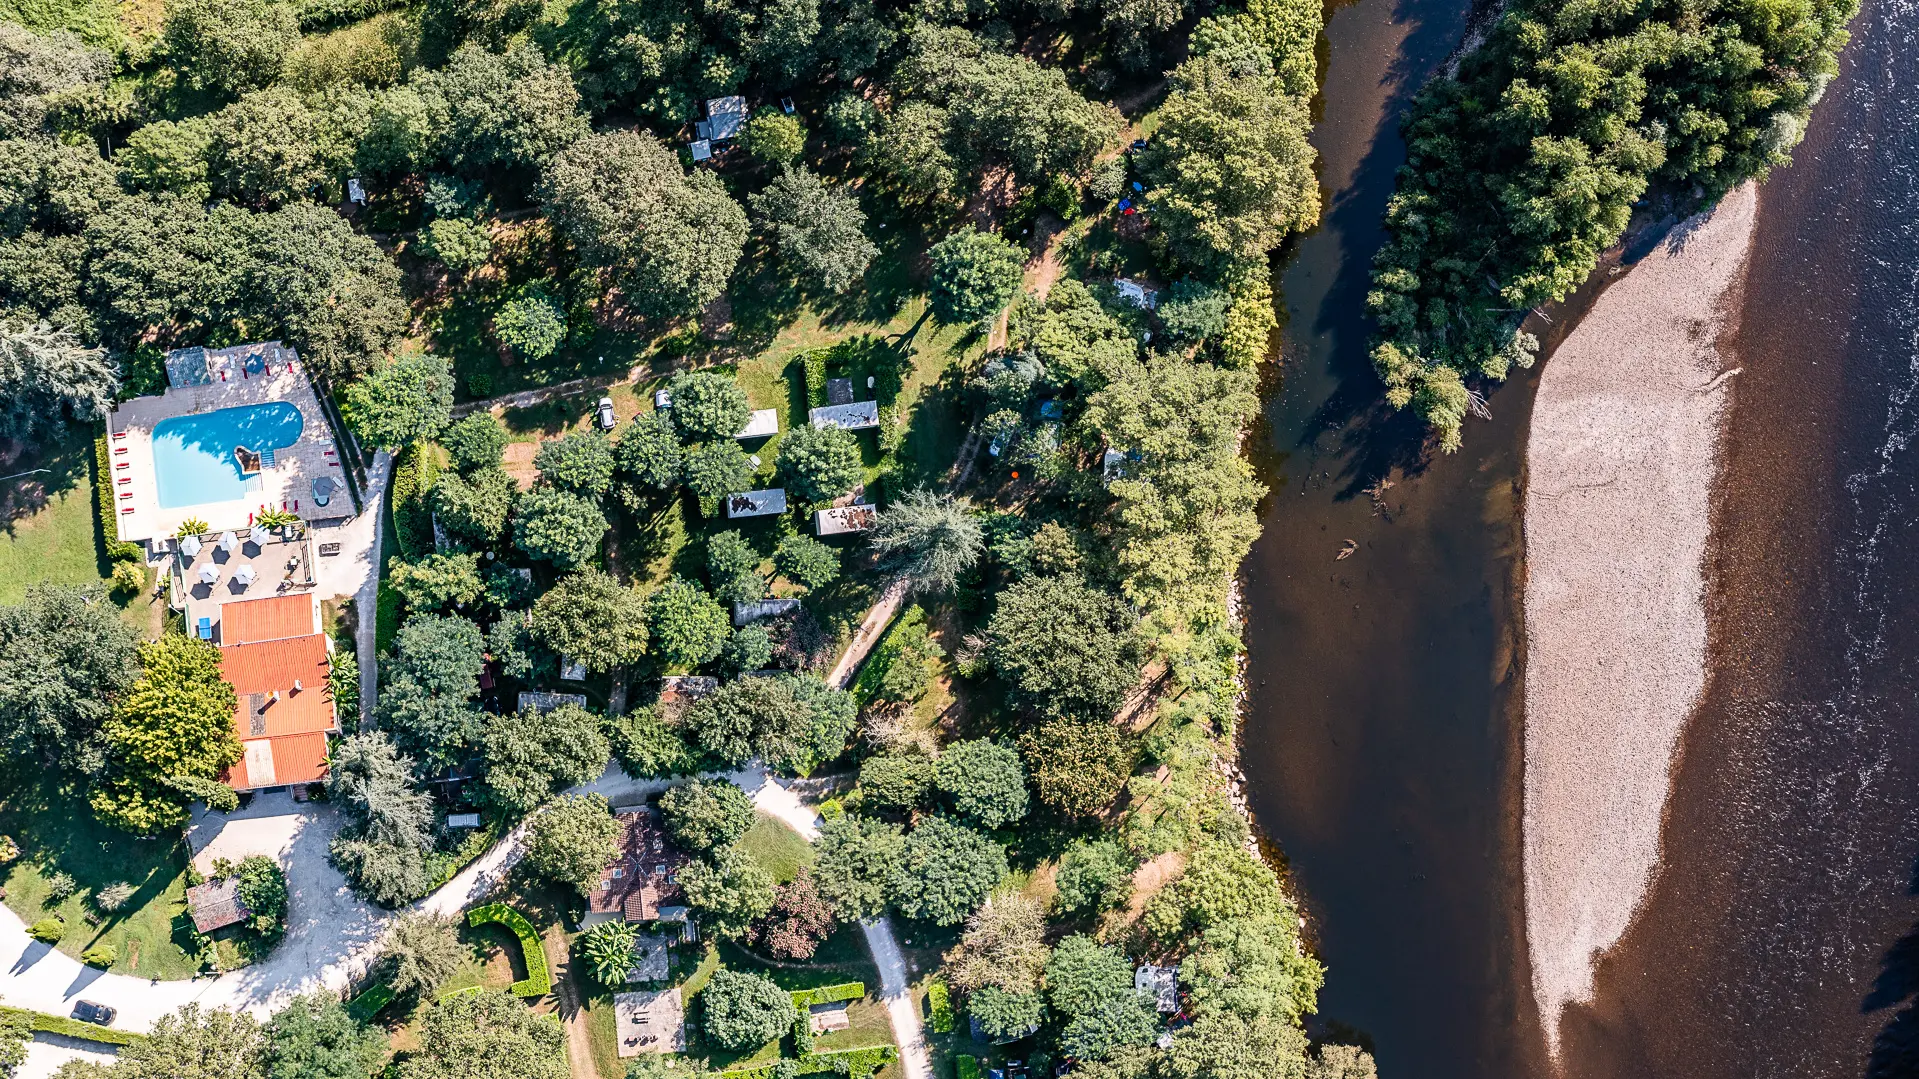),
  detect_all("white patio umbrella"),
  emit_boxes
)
[198,562,219,585]
[249,524,270,546]
[218,531,239,553]
[234,564,256,587]
[179,534,203,558]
